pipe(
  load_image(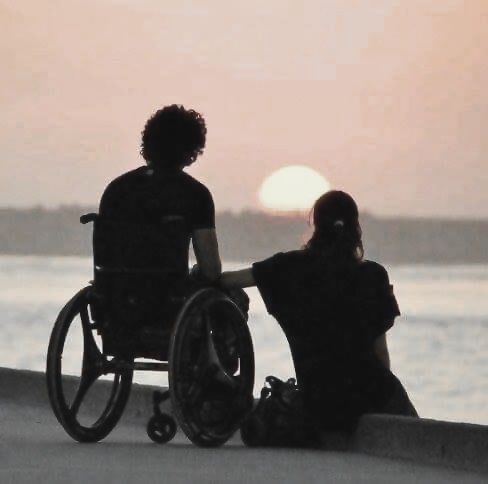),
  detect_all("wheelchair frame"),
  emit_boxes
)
[46,214,255,446]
